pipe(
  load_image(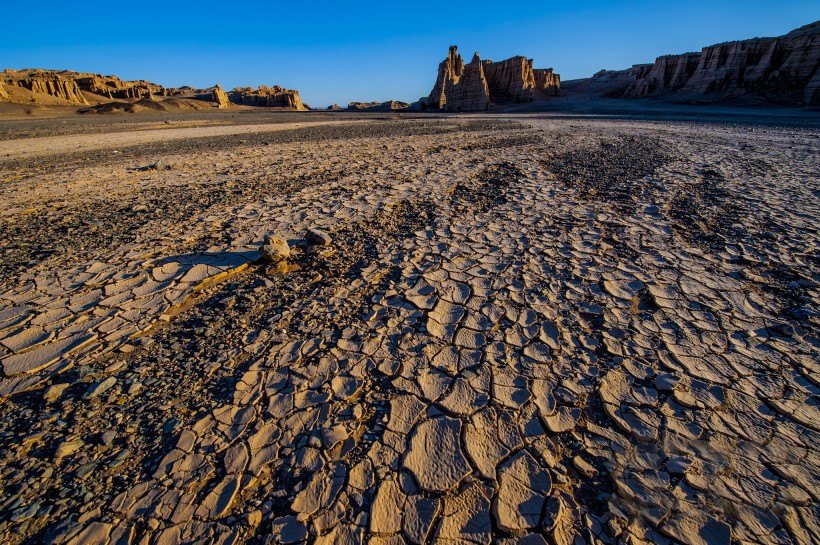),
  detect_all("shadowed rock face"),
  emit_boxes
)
[622,21,820,105]
[1,72,89,104]
[426,46,560,111]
